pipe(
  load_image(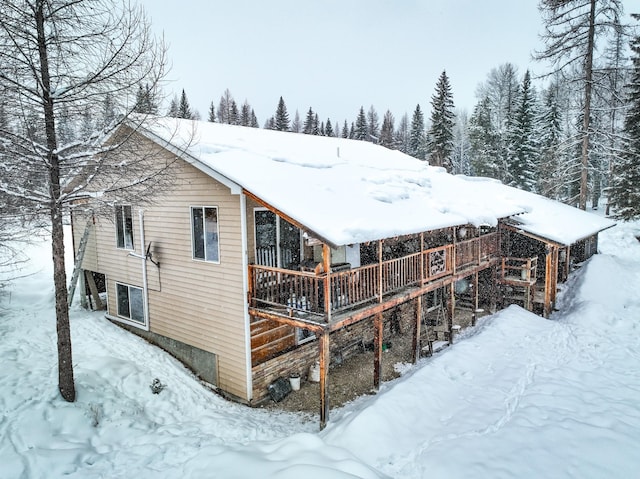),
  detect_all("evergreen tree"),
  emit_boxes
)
[409,104,426,159]
[469,97,501,178]
[250,109,259,128]
[291,110,302,133]
[274,96,290,131]
[134,83,158,114]
[354,106,368,140]
[325,118,334,137]
[379,110,395,148]
[239,101,251,126]
[367,105,380,142]
[229,100,238,125]
[507,70,539,191]
[395,113,410,153]
[313,113,320,135]
[452,111,471,175]
[207,101,216,122]
[427,70,456,171]
[100,93,116,129]
[538,81,565,198]
[609,15,640,219]
[303,107,315,134]
[320,121,325,136]
[342,120,349,138]
[177,89,194,119]
[166,95,179,117]
[218,89,234,124]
